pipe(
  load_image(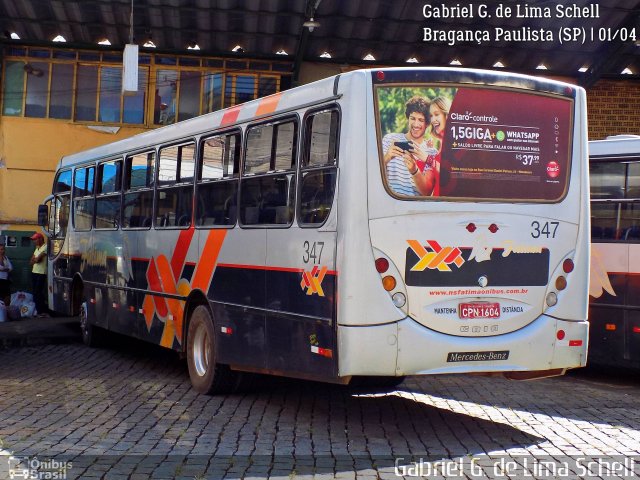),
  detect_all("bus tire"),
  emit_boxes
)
[79,300,100,347]
[187,305,237,394]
